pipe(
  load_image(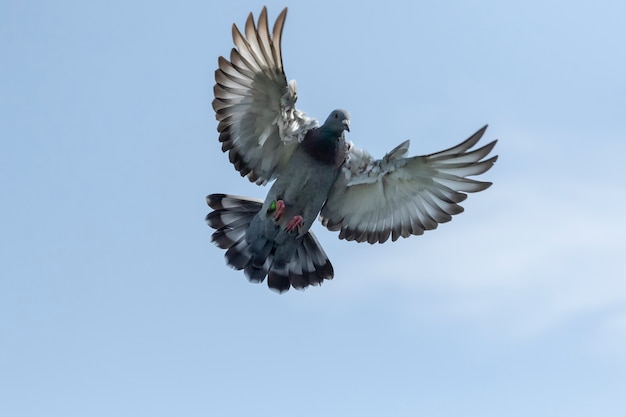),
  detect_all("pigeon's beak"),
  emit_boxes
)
[342,119,350,132]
